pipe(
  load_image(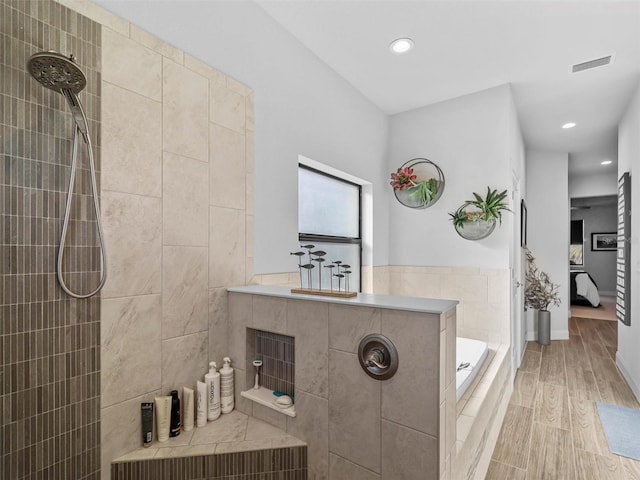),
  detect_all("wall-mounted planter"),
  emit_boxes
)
[449,188,510,241]
[390,158,445,209]
[453,216,496,241]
